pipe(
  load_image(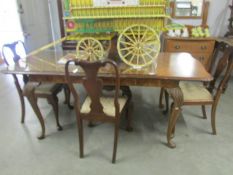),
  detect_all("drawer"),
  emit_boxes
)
[191,53,211,68]
[166,40,215,53]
